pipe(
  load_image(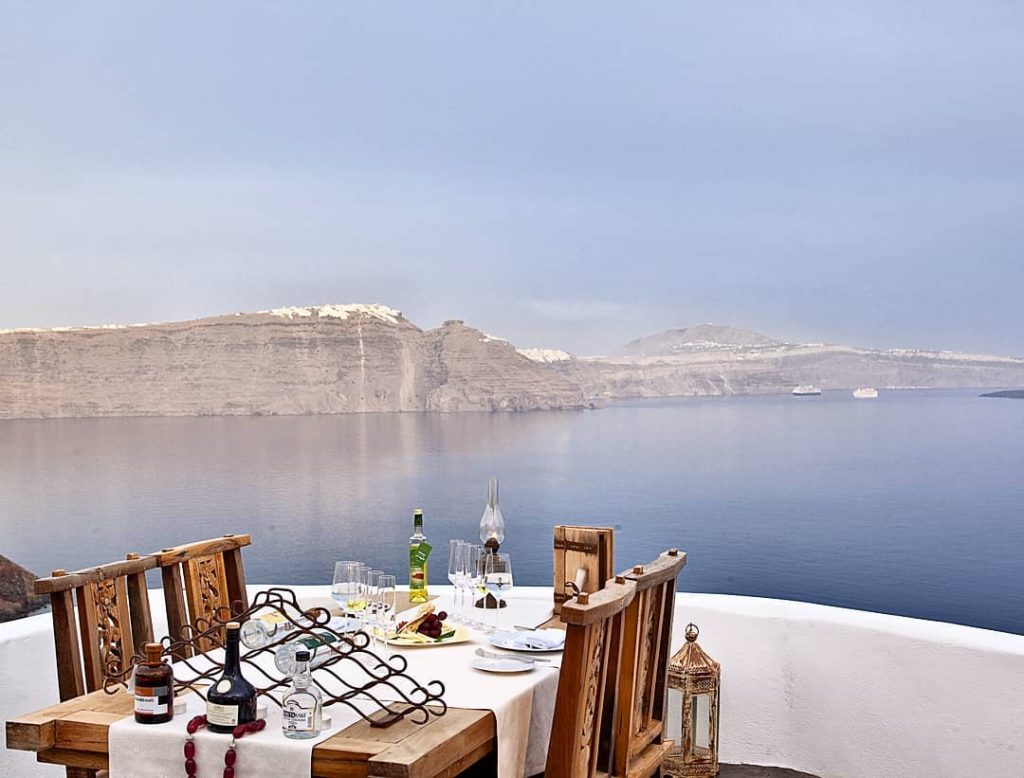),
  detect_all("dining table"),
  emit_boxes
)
[5,585,564,778]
